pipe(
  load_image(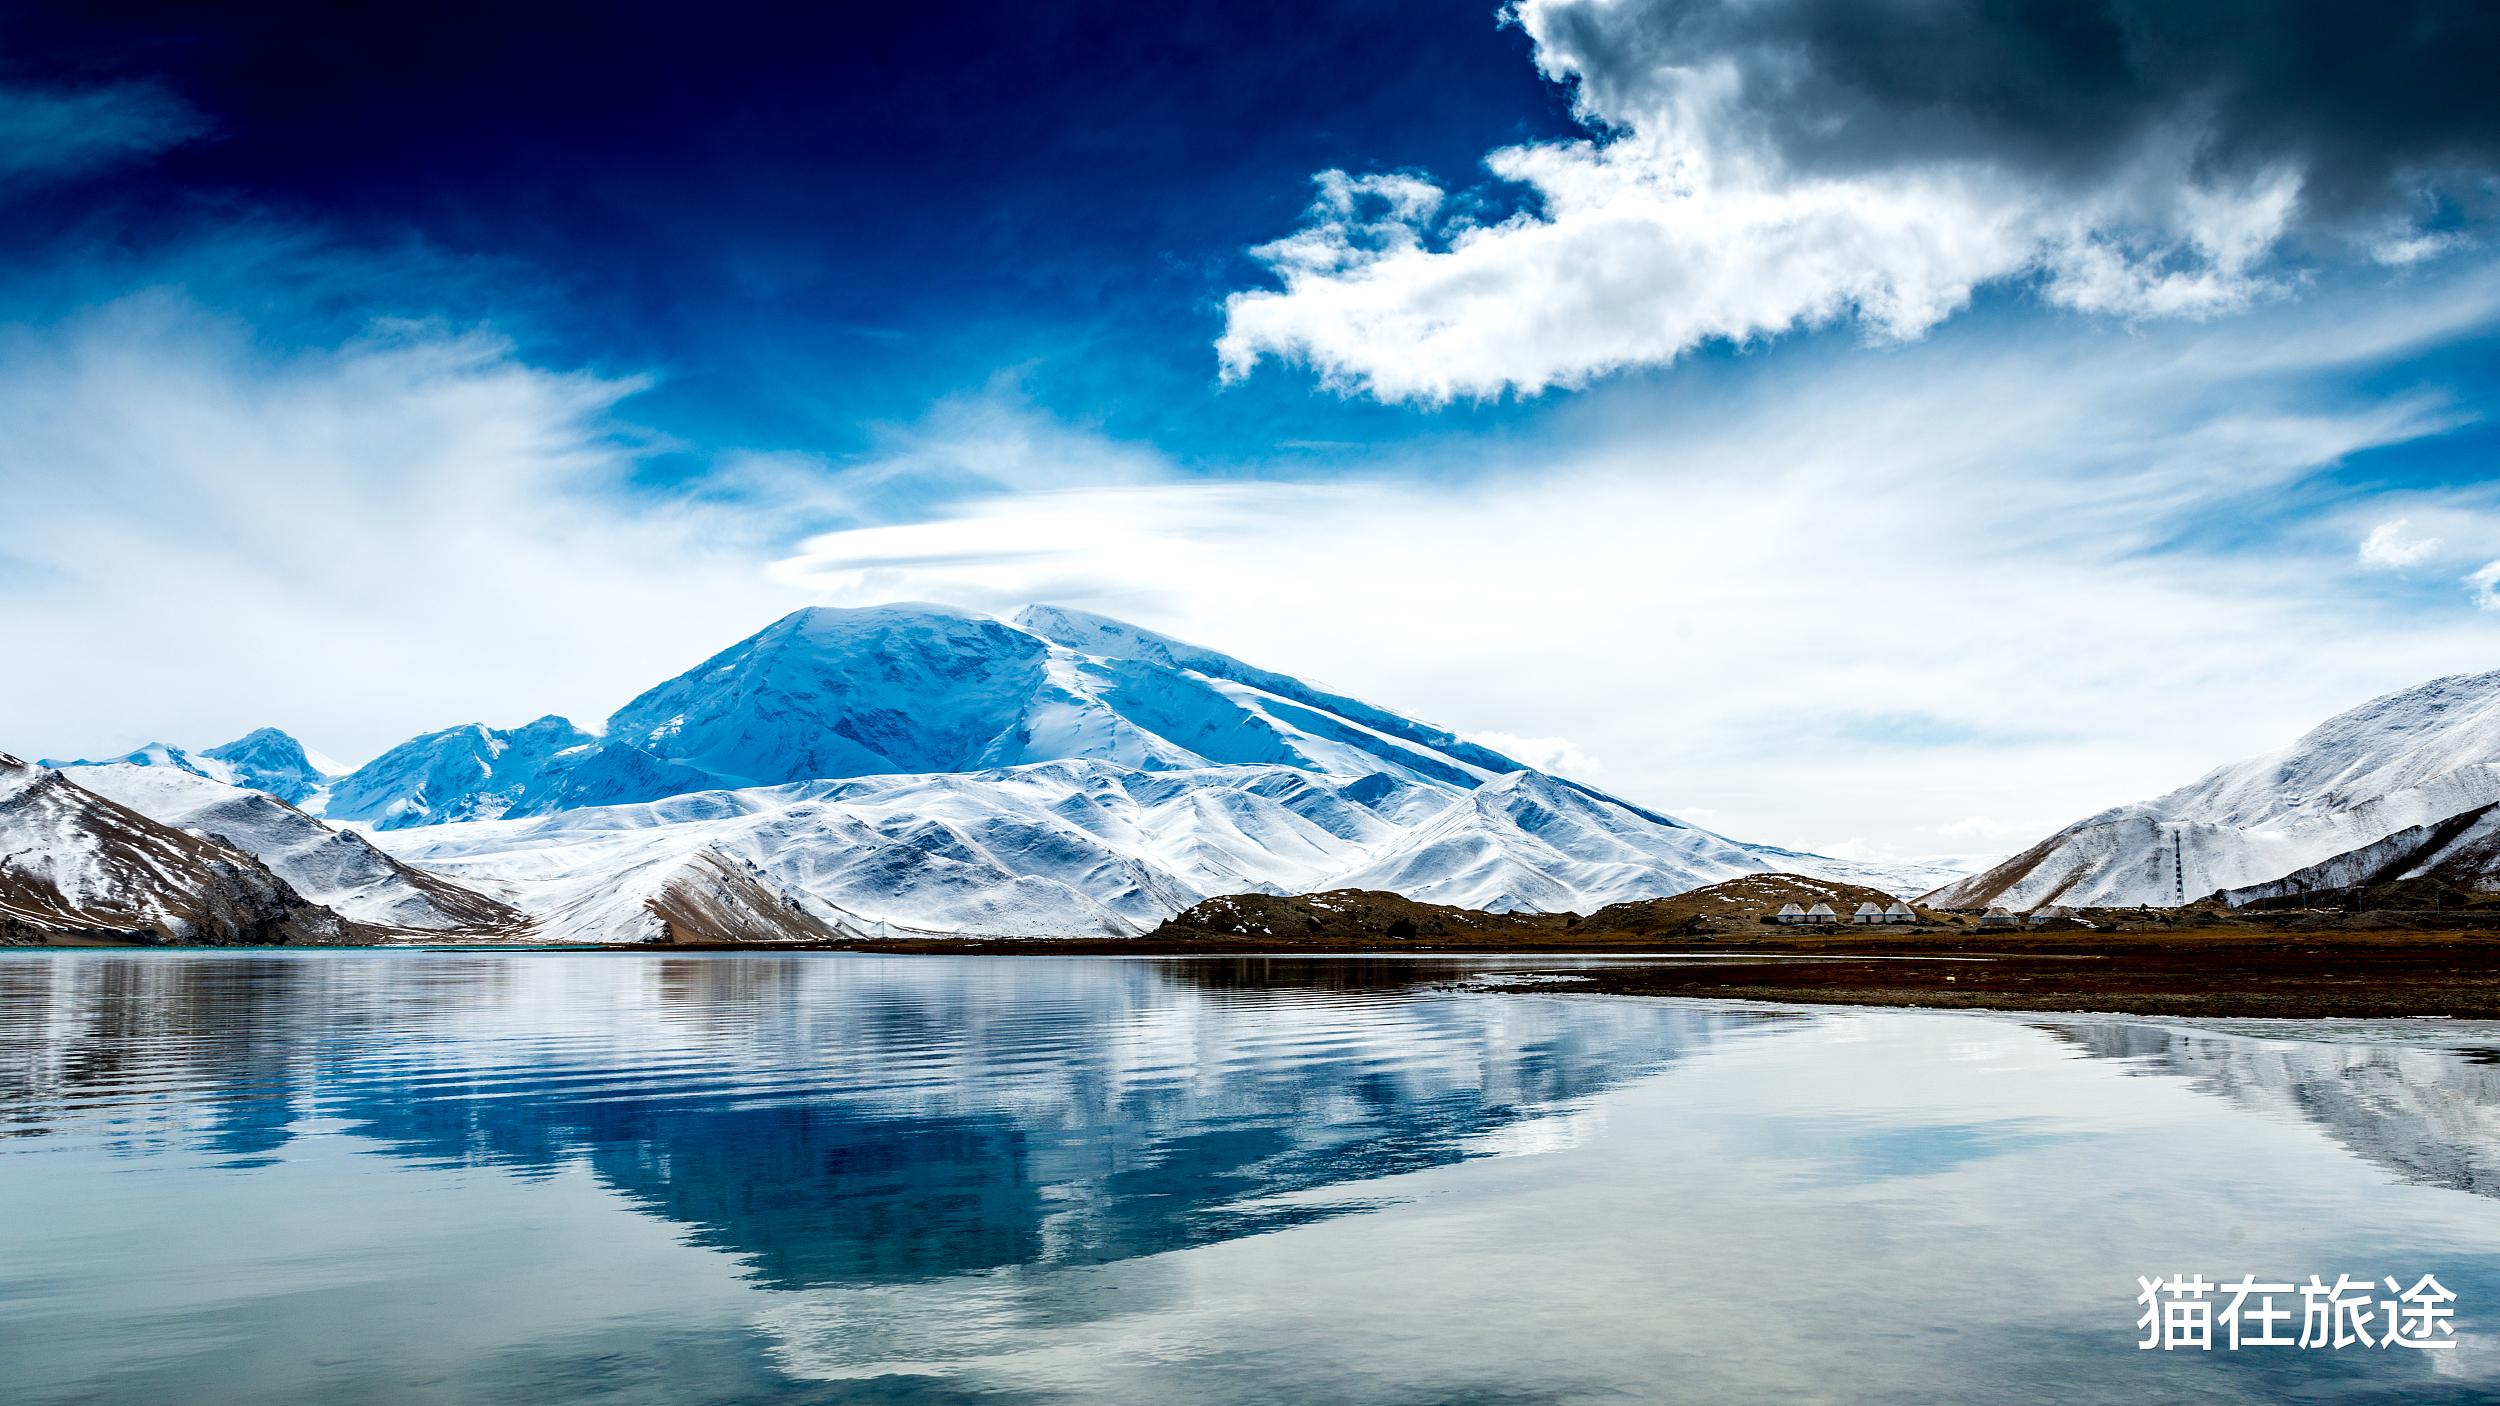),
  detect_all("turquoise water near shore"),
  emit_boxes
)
[5,950,2500,1403]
